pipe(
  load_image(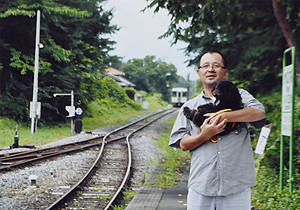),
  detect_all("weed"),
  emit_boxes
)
[123,187,136,201]
[141,173,146,185]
